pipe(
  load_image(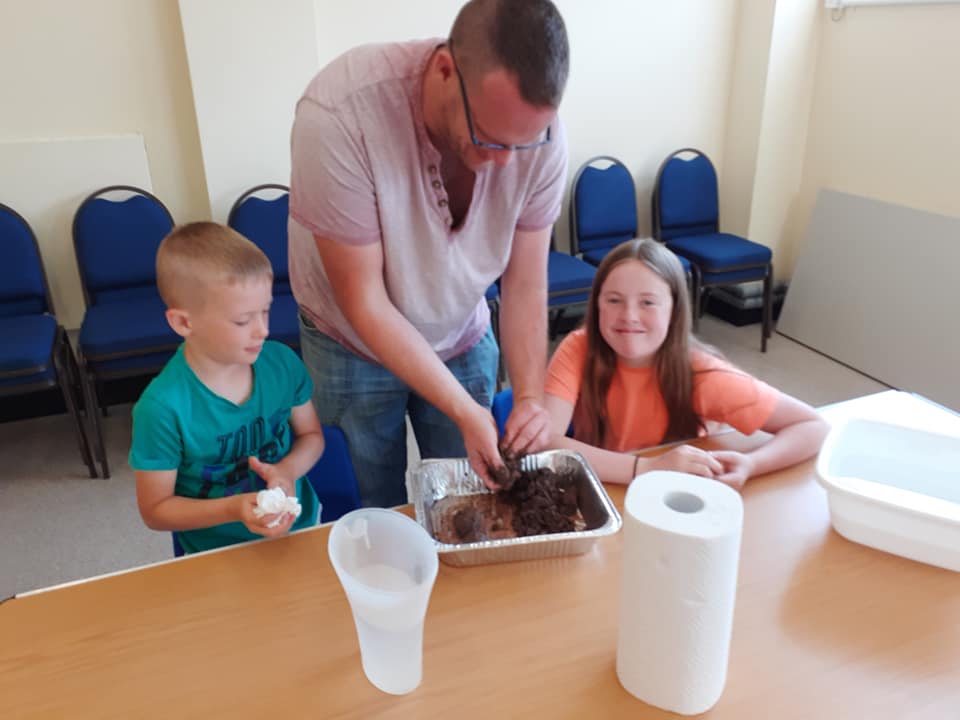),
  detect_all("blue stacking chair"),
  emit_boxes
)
[172,424,361,557]
[72,185,180,477]
[569,156,640,267]
[488,238,595,376]
[0,203,96,478]
[227,184,300,350]
[491,387,515,439]
[547,232,597,339]
[570,155,693,312]
[652,148,774,351]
